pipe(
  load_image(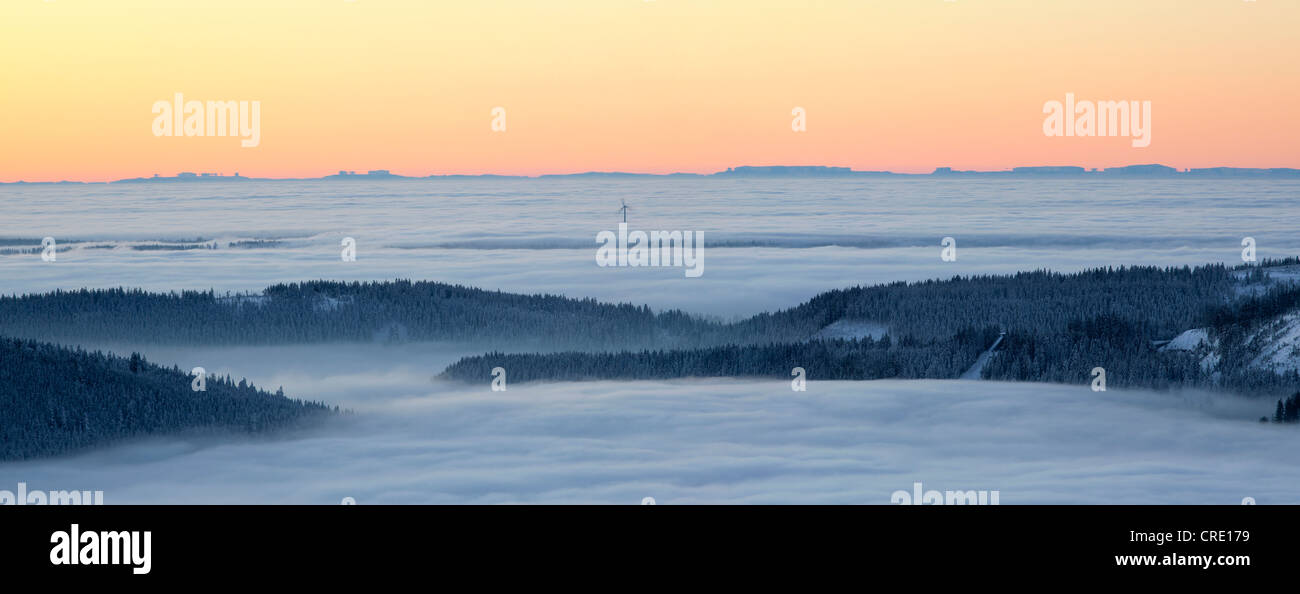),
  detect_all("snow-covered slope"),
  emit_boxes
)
[1160,328,1220,371]
[1162,310,1300,375]
[1163,328,1210,351]
[1245,311,1300,374]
